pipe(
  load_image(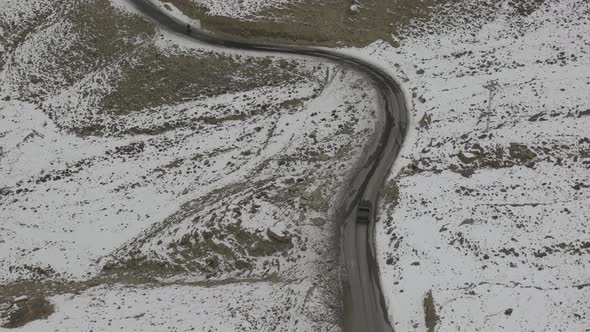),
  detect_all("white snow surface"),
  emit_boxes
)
[5,280,337,332]
[0,0,377,329]
[0,65,375,281]
[2,0,589,330]
[191,0,293,19]
[355,0,590,331]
